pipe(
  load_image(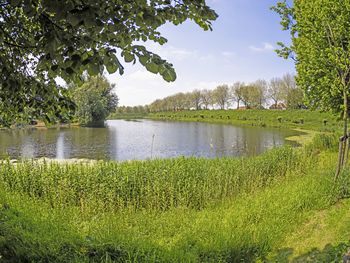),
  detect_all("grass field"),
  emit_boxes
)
[1,132,350,262]
[148,109,342,132]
